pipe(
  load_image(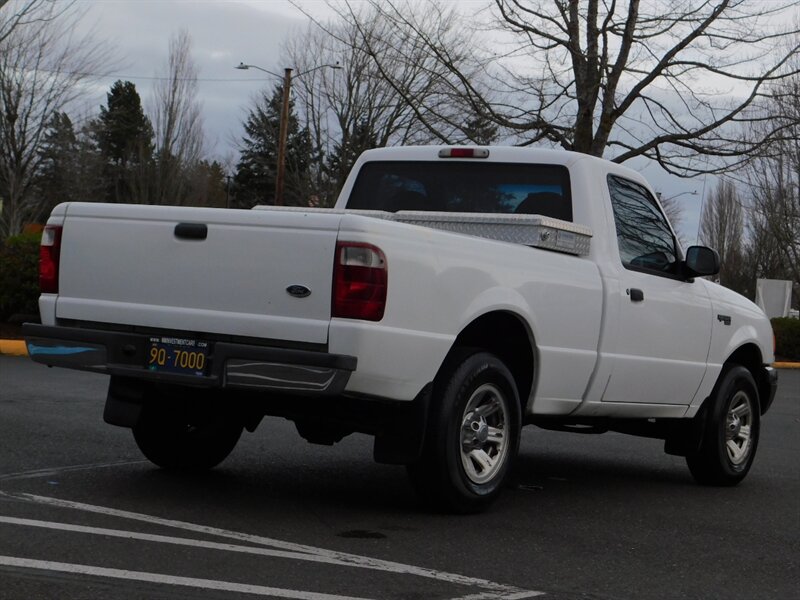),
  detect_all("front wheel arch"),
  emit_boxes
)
[723,344,775,415]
